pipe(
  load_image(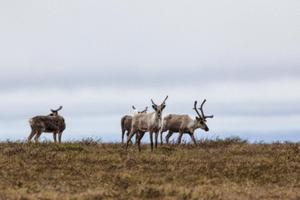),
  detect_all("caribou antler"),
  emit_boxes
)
[162,95,168,105]
[51,106,63,113]
[141,106,148,113]
[199,99,214,119]
[193,101,203,118]
[152,95,168,106]
[151,99,157,106]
